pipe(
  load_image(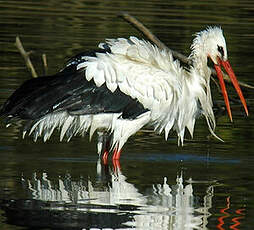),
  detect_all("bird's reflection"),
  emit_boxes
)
[1,160,216,230]
[22,159,147,208]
